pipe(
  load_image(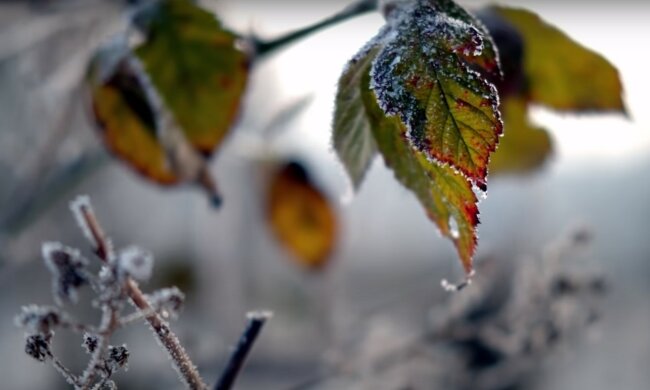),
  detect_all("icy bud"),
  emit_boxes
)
[69,195,98,249]
[98,381,118,390]
[118,246,154,281]
[107,344,129,372]
[82,333,99,354]
[25,334,51,362]
[15,305,61,335]
[148,287,185,319]
[42,242,90,305]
